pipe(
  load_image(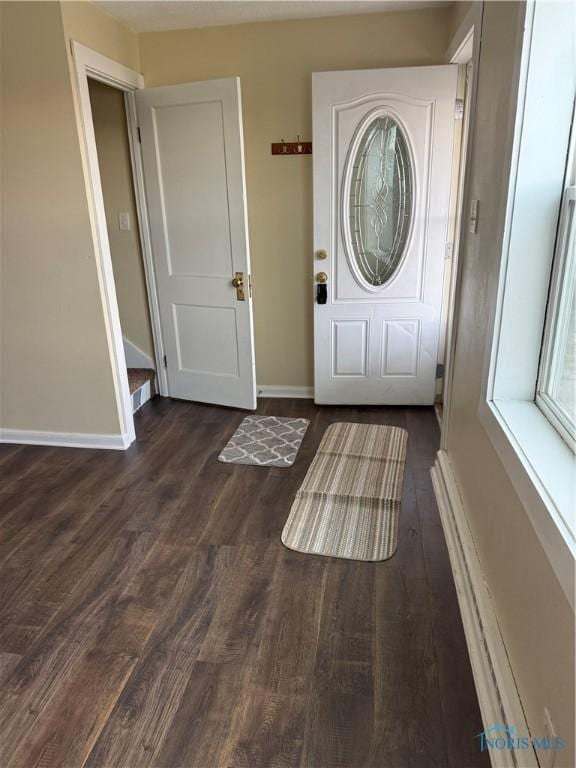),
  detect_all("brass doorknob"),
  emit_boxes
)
[232,271,246,301]
[316,272,328,283]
